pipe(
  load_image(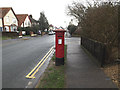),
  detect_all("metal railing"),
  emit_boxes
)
[81,37,106,66]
